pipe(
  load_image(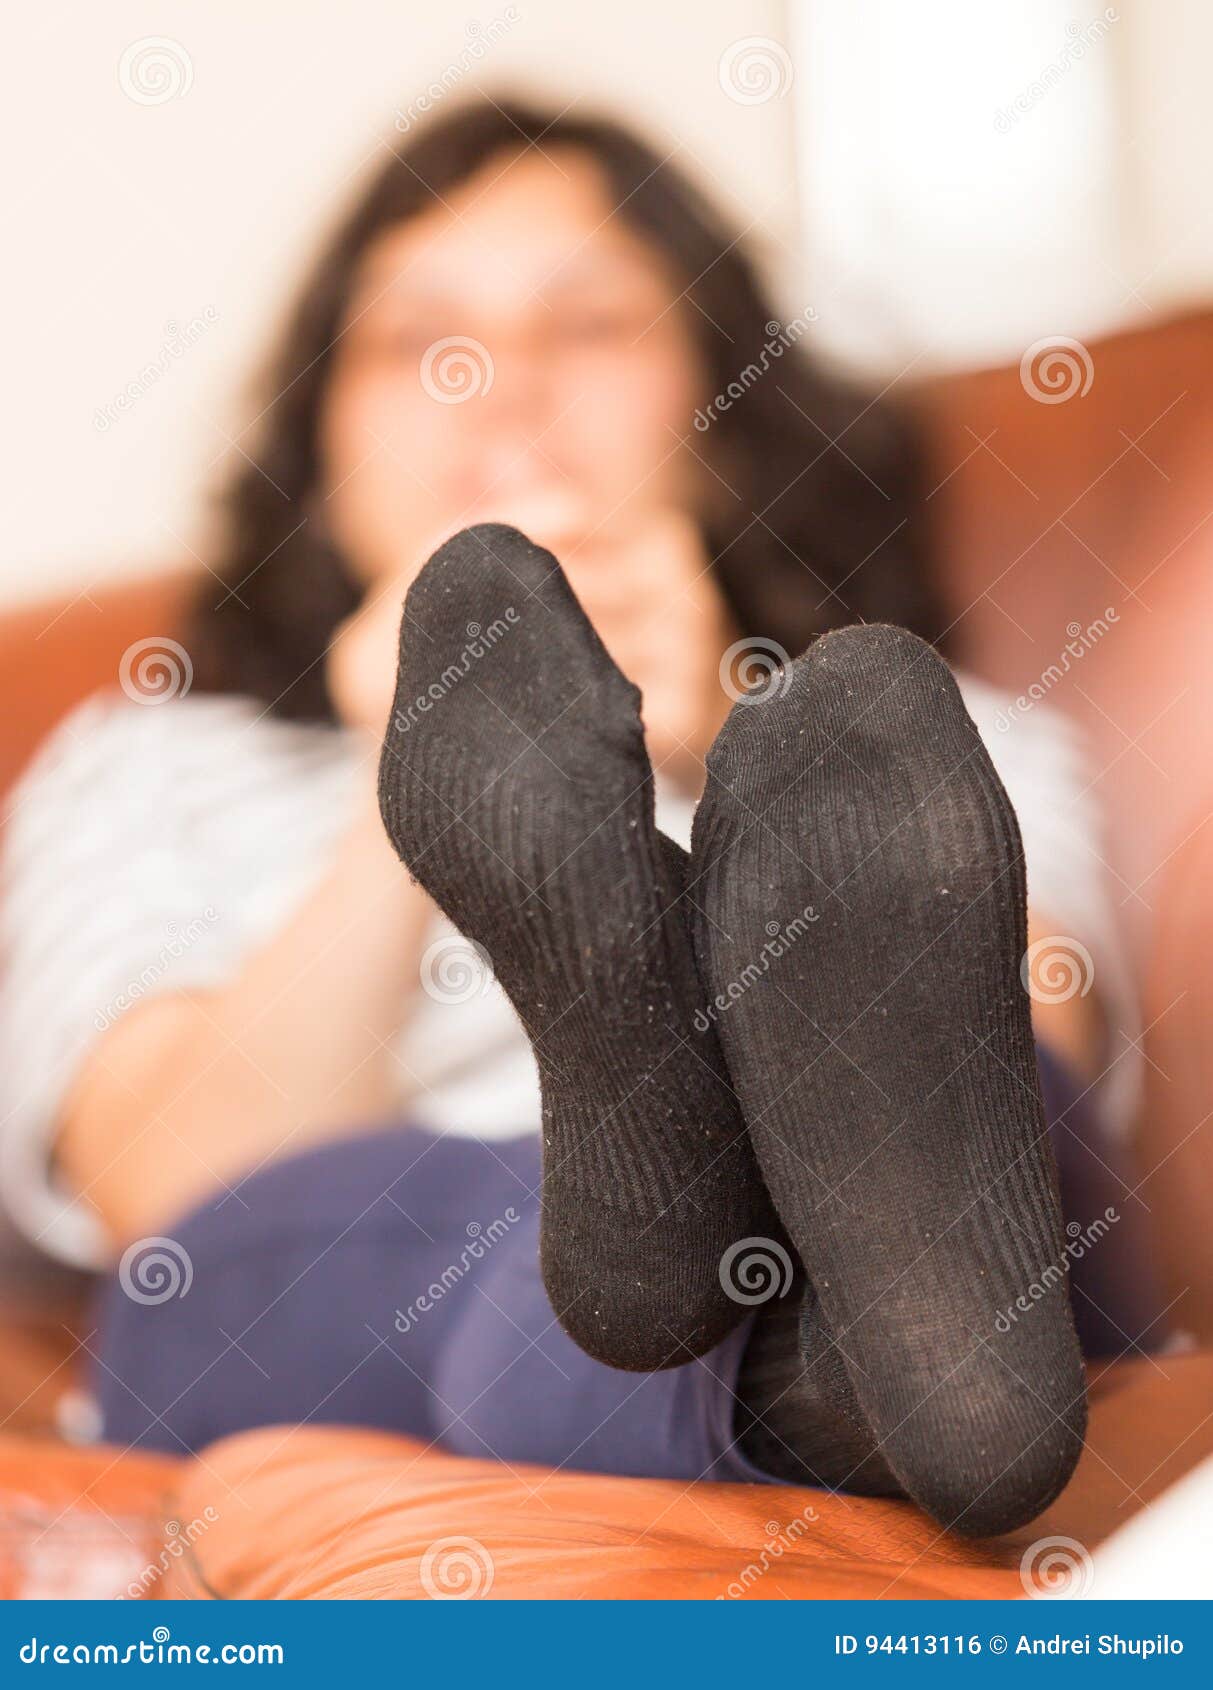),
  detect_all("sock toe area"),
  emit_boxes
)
[703,623,971,789]
[806,622,976,745]
[403,522,610,658]
[407,521,559,605]
[905,1369,1087,1537]
[388,522,642,787]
